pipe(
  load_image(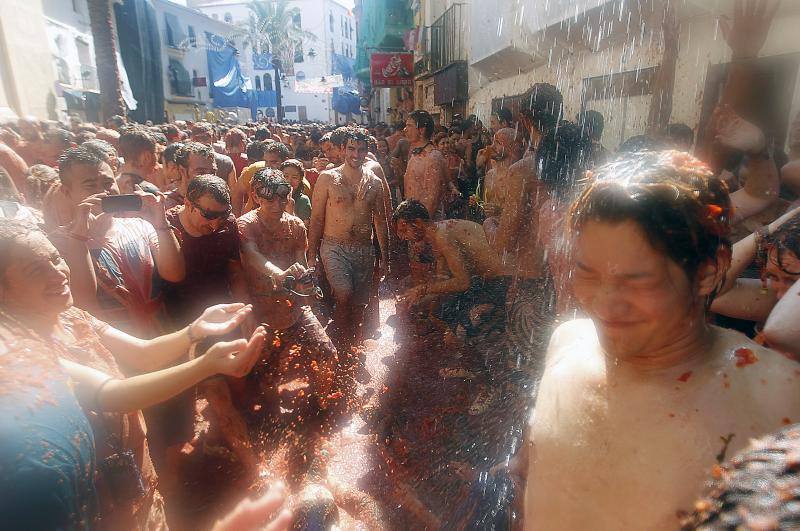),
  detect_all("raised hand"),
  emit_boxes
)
[713,104,766,155]
[189,303,254,341]
[719,0,780,59]
[136,190,169,228]
[70,193,106,238]
[202,326,267,378]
